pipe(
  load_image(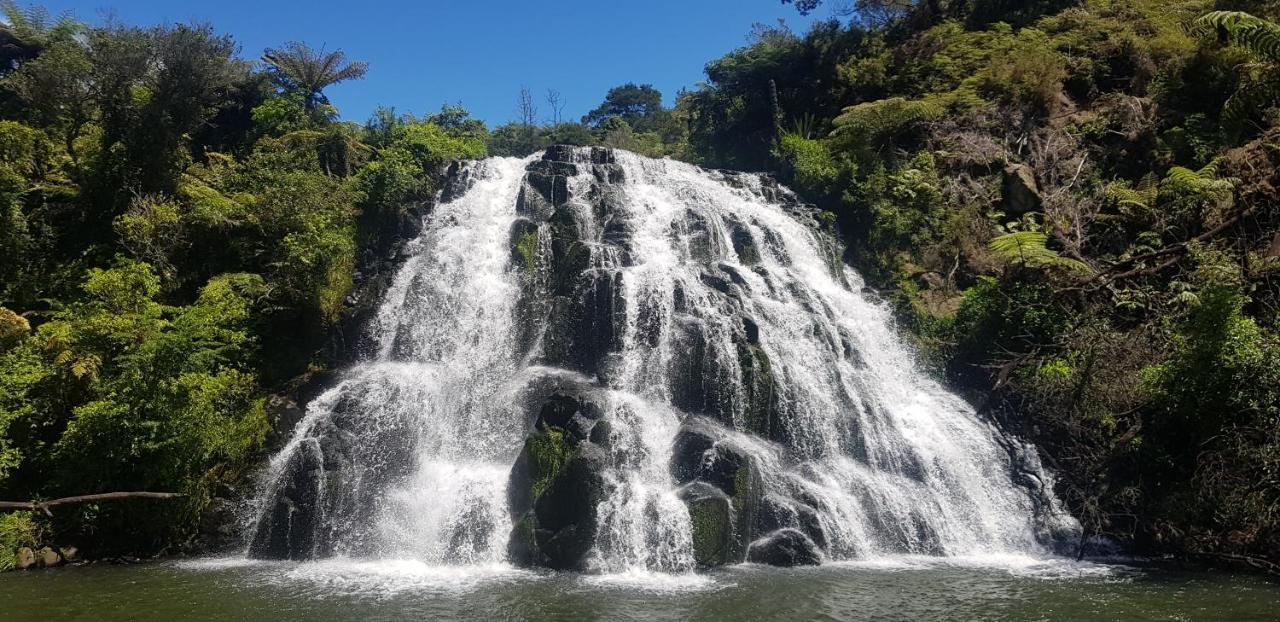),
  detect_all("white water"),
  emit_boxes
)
[248,148,1078,574]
